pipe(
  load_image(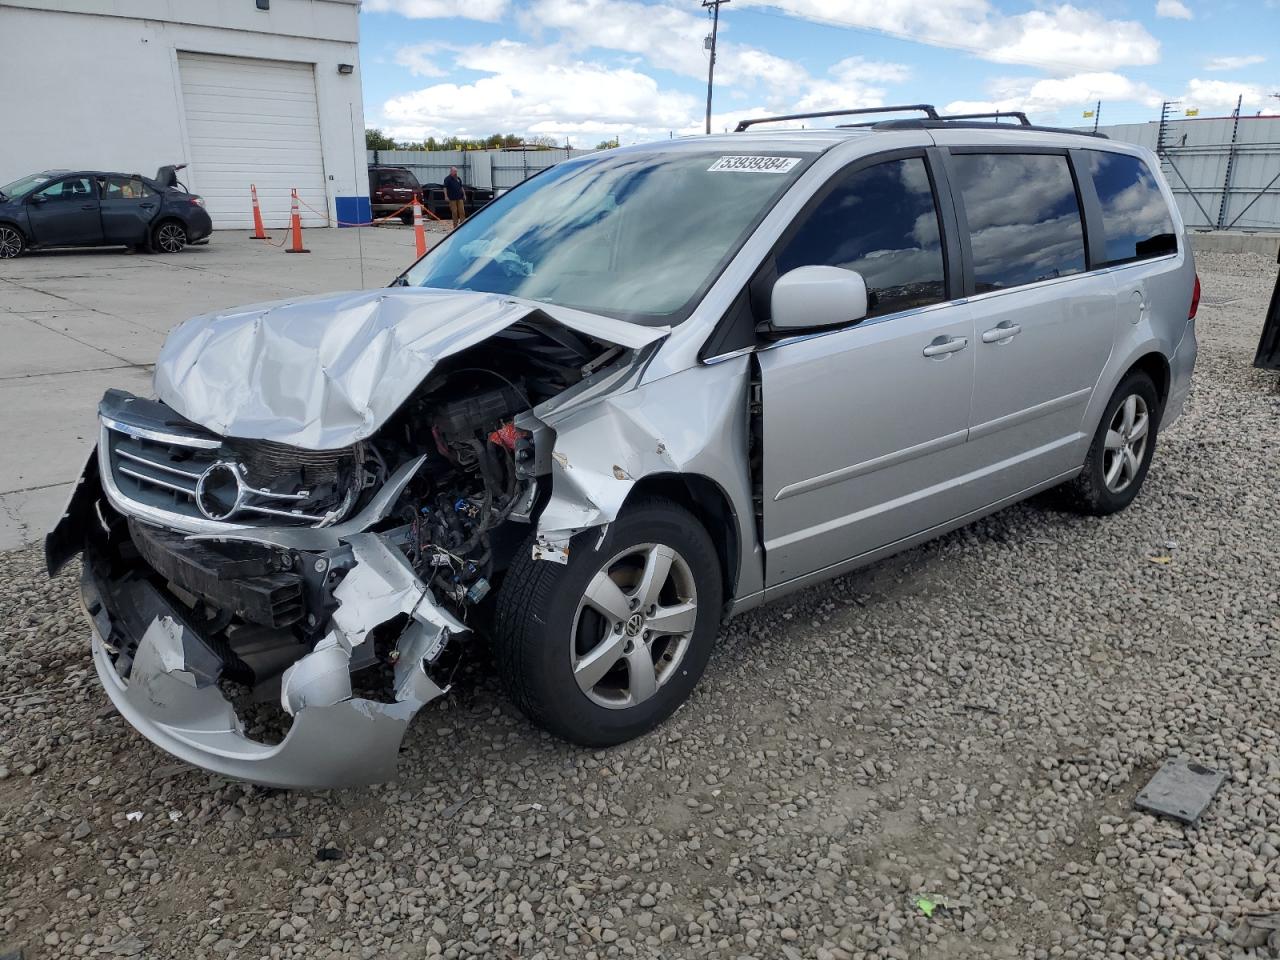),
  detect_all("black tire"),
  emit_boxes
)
[151,220,187,254]
[0,223,25,259]
[399,210,414,225]
[493,497,723,747]
[1060,370,1161,515]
